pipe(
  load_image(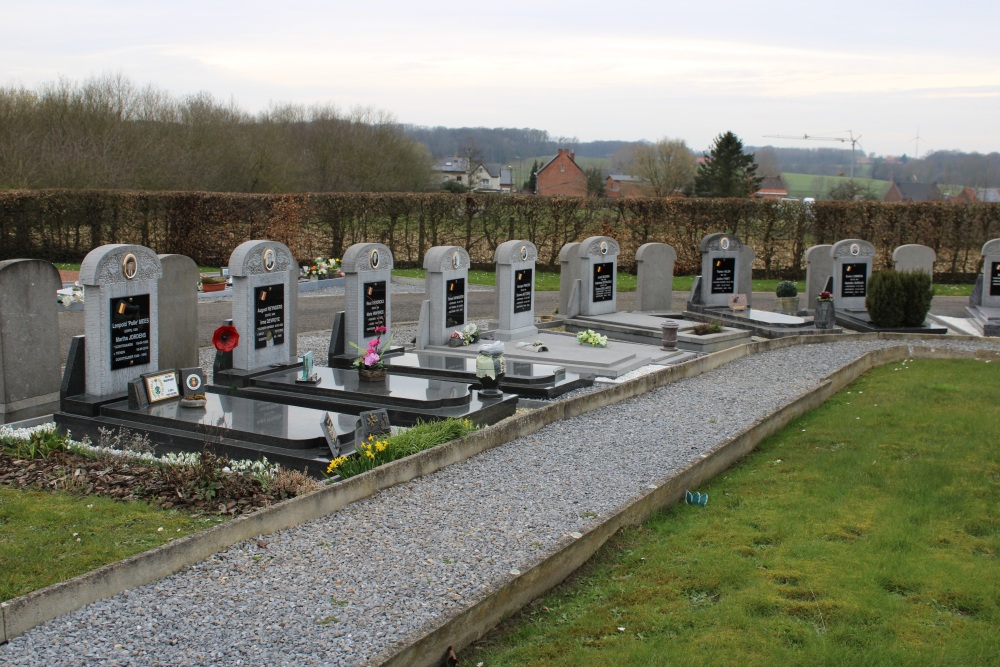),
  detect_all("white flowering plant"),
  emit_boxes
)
[302,257,342,279]
[576,328,608,347]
